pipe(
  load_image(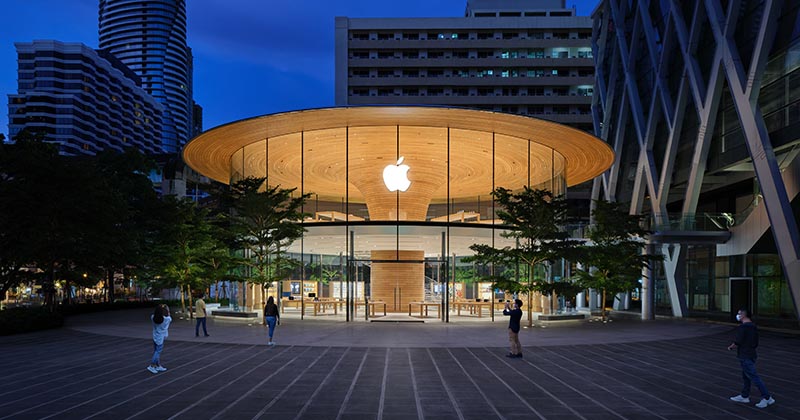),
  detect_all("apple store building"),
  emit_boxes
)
[183,106,613,322]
